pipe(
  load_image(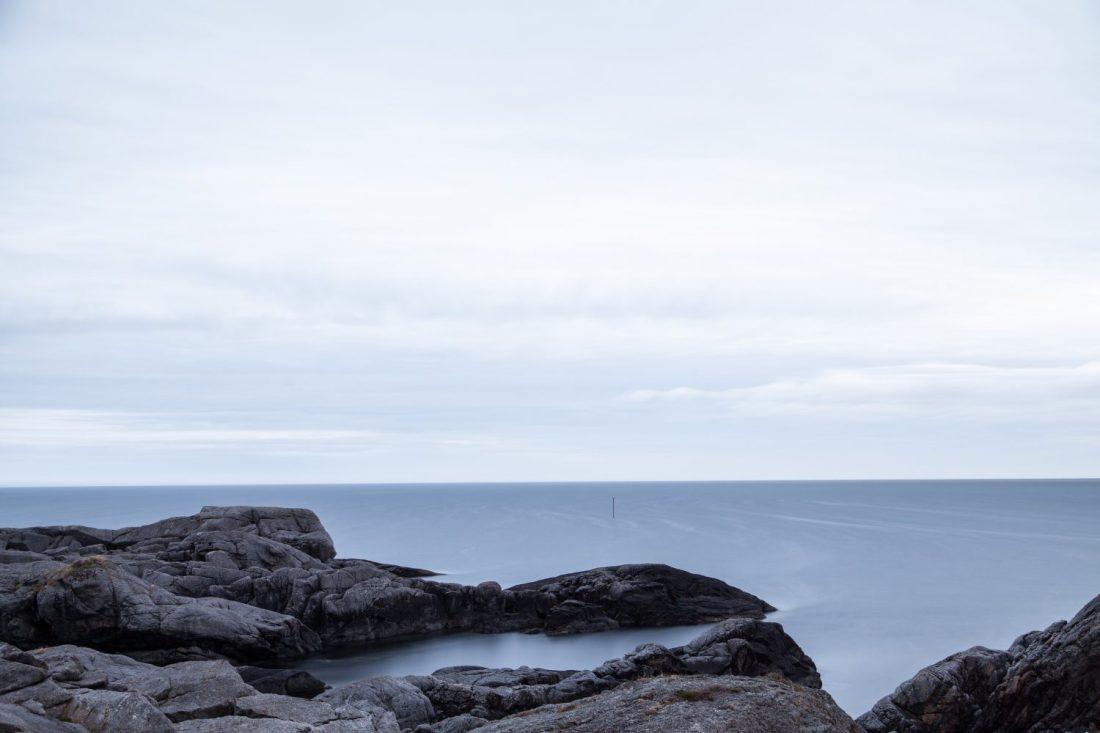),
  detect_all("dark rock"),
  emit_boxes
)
[2,508,777,665]
[0,660,45,696]
[676,618,821,686]
[0,506,336,562]
[20,555,321,661]
[859,592,1100,733]
[238,666,326,698]
[510,563,775,634]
